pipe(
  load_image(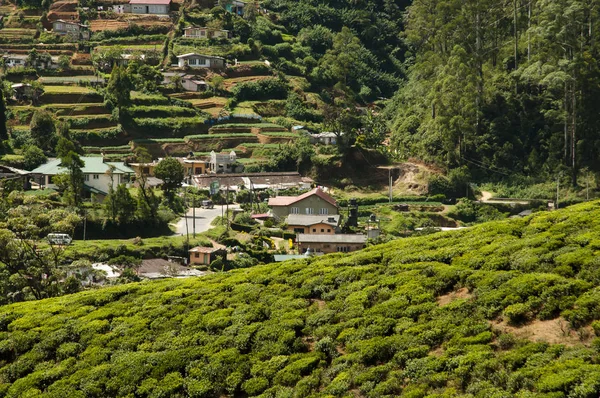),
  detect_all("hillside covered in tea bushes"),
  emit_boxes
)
[3,202,600,397]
